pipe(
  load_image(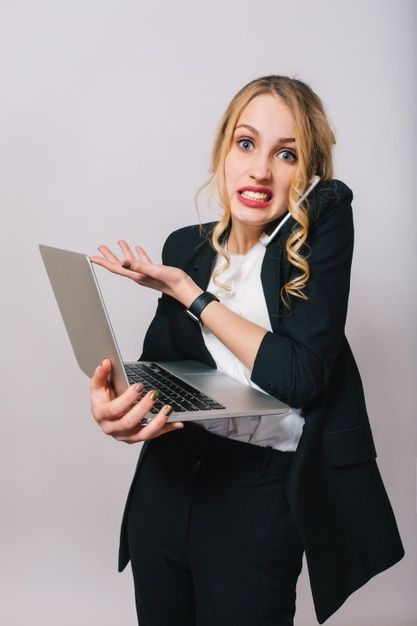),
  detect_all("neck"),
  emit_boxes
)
[226,224,263,255]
